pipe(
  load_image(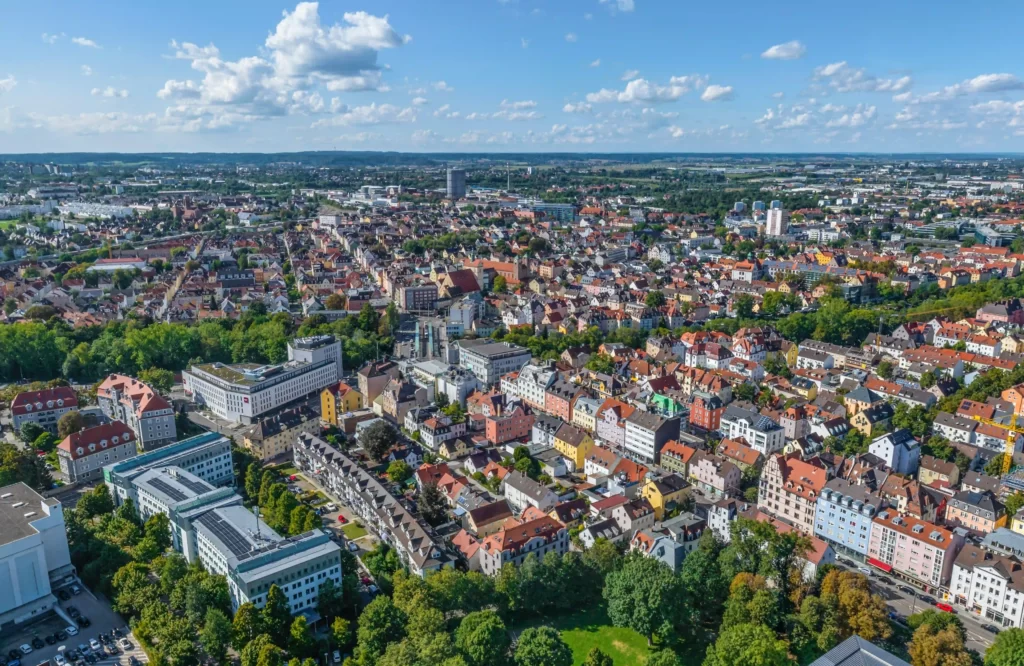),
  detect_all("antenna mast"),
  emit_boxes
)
[507,162,511,192]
